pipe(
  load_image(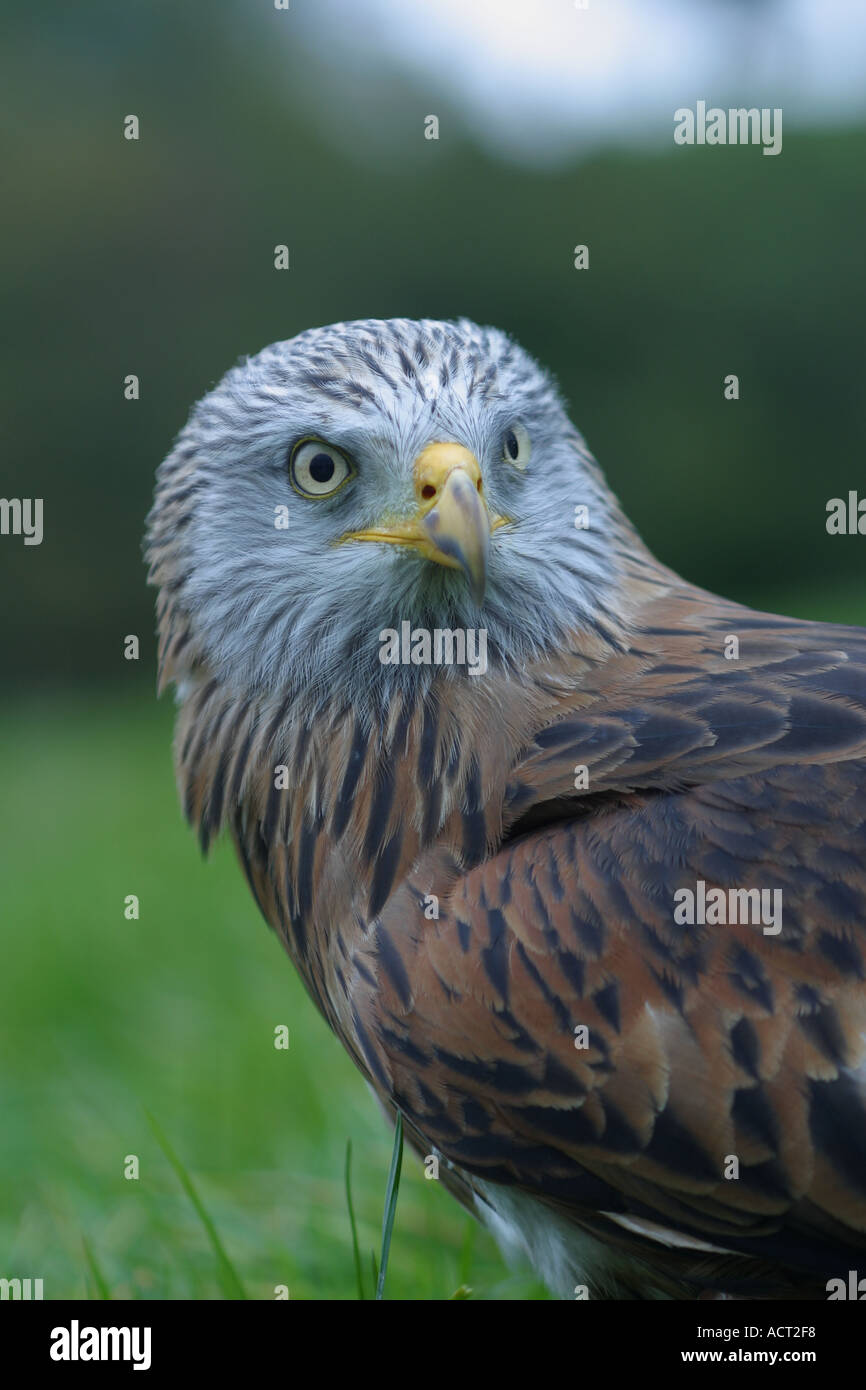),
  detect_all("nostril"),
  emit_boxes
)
[476,478,483,493]
[421,484,436,501]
